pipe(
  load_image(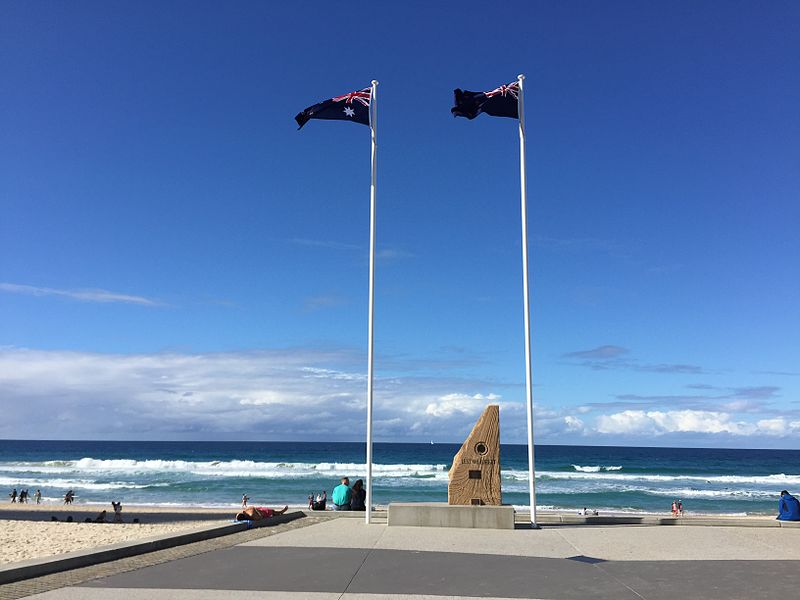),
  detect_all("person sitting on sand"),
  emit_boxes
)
[350,479,366,511]
[777,490,800,521]
[332,477,352,511]
[235,505,288,521]
[94,510,107,523]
